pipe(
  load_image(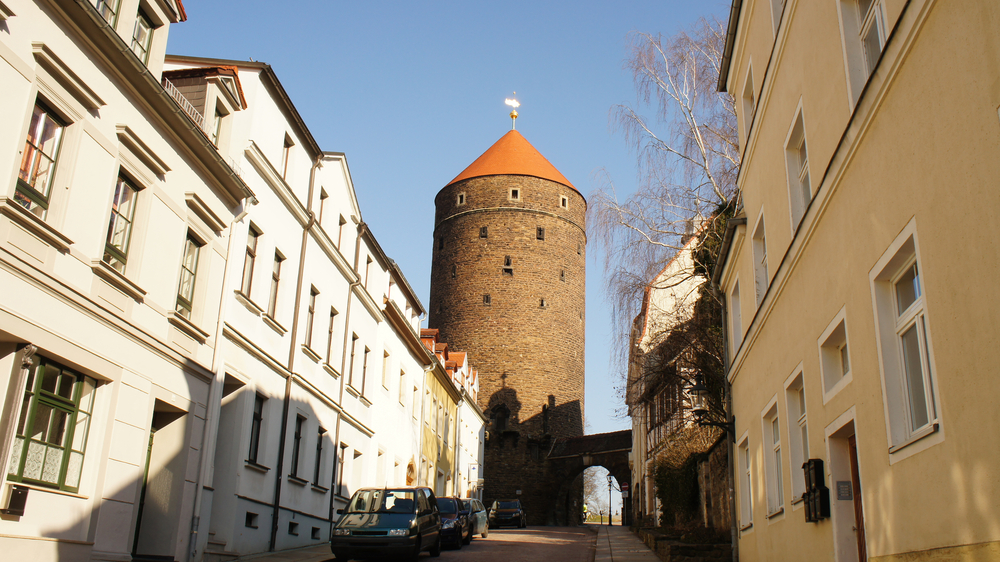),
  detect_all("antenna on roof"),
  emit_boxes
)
[505,94,520,130]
